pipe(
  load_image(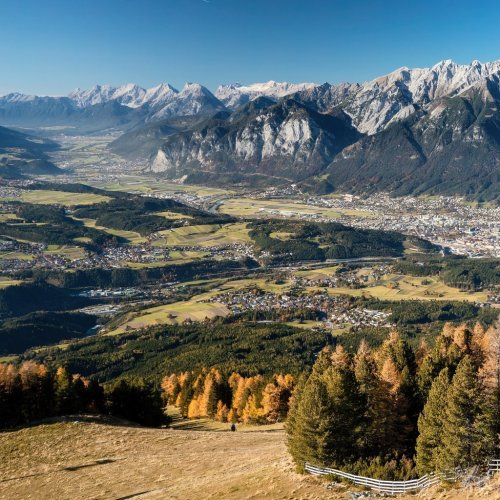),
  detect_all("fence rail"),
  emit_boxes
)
[489,459,500,473]
[305,460,500,494]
